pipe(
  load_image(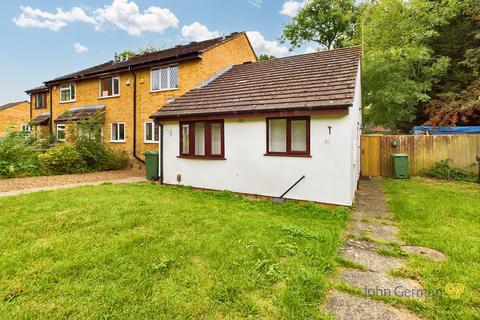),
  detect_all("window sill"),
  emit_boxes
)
[144,141,159,144]
[150,88,178,93]
[177,155,226,160]
[264,153,312,158]
[35,106,47,109]
[110,140,126,144]
[99,95,120,100]
[60,100,76,104]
